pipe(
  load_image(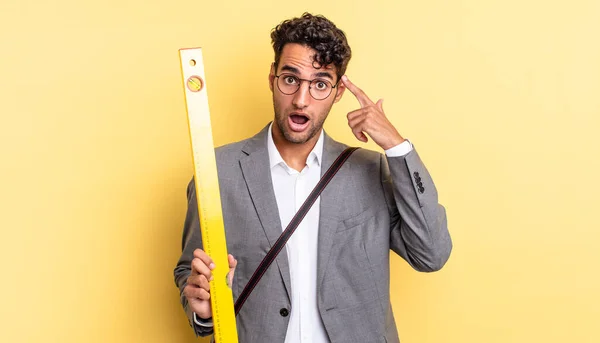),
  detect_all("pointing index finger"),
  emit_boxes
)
[342,75,374,108]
